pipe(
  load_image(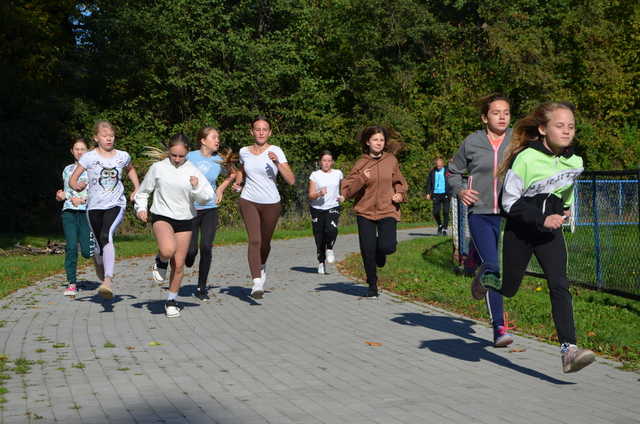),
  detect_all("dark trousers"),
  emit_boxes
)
[432,193,450,228]
[468,213,505,328]
[310,206,340,263]
[62,210,93,284]
[501,222,576,344]
[356,216,397,288]
[186,208,219,288]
